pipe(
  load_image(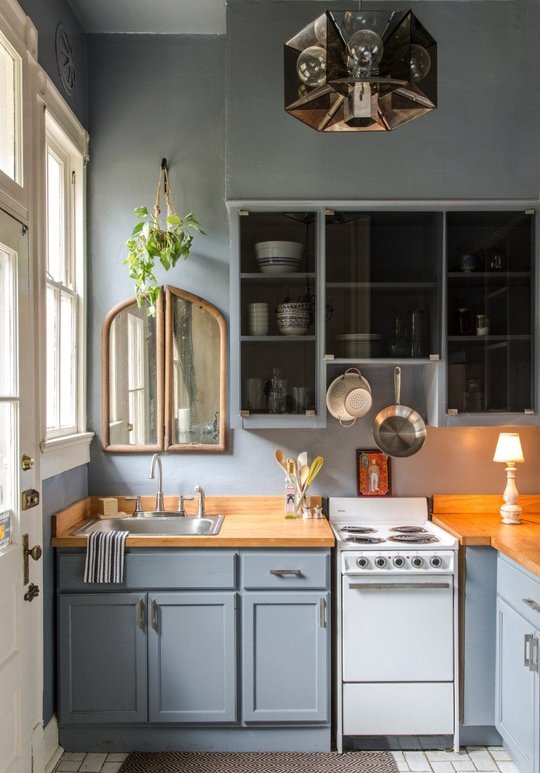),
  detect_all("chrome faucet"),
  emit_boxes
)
[149,453,164,512]
[194,485,206,518]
